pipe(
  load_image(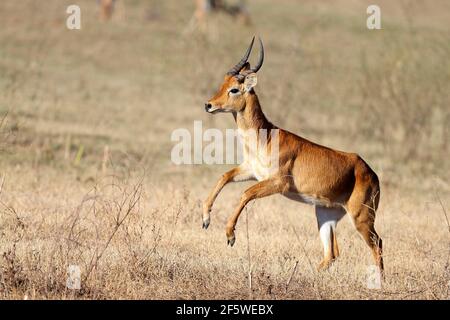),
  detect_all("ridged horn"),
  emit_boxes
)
[249,37,264,73]
[227,36,255,75]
